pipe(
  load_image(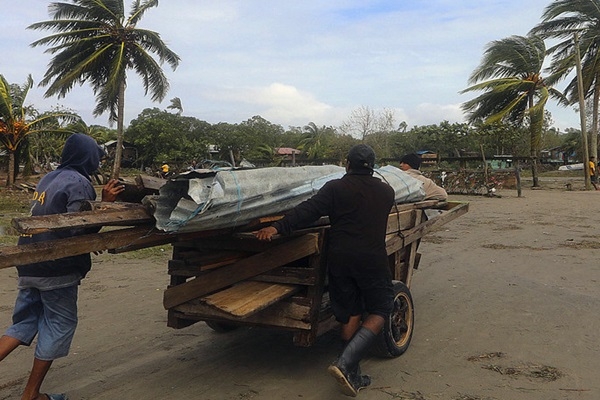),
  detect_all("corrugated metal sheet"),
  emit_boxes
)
[148,165,425,233]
